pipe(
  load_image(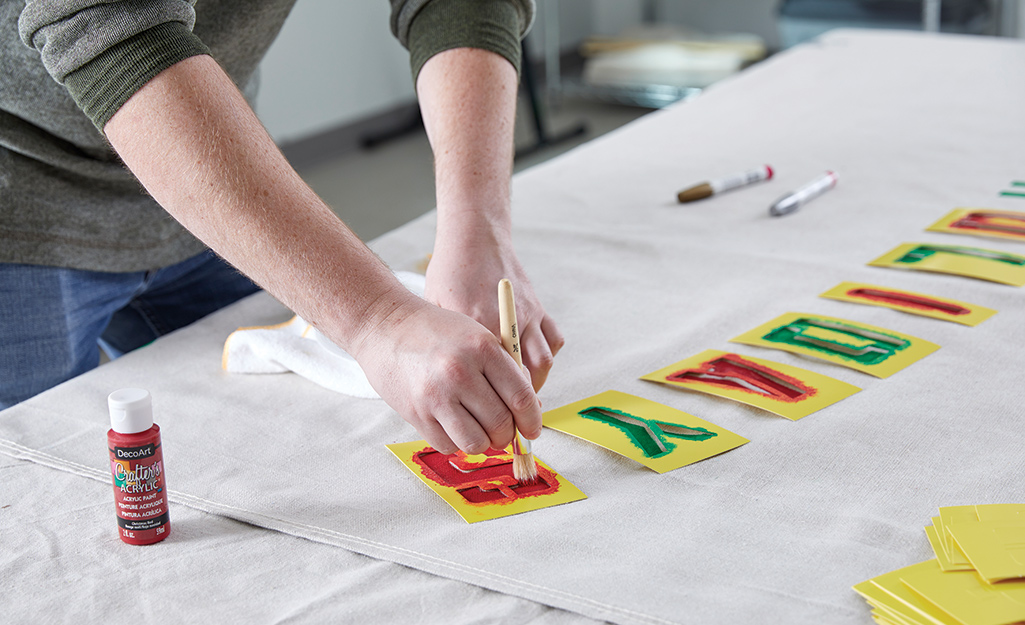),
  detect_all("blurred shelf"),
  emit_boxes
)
[554,79,701,109]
